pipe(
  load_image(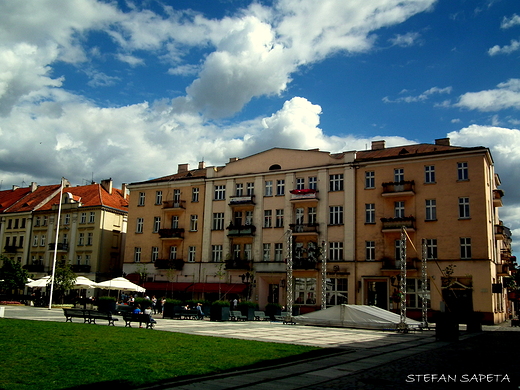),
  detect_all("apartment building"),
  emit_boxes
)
[123,140,512,324]
[1,179,129,282]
